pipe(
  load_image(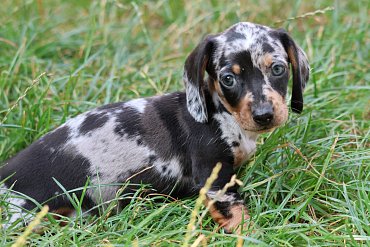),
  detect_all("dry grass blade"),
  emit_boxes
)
[11,205,49,247]
[0,72,47,126]
[183,163,222,247]
[275,6,335,23]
